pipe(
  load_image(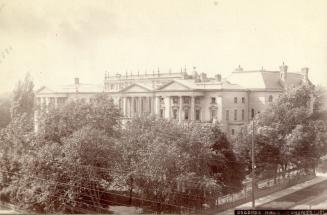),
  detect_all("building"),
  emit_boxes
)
[35,63,311,136]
